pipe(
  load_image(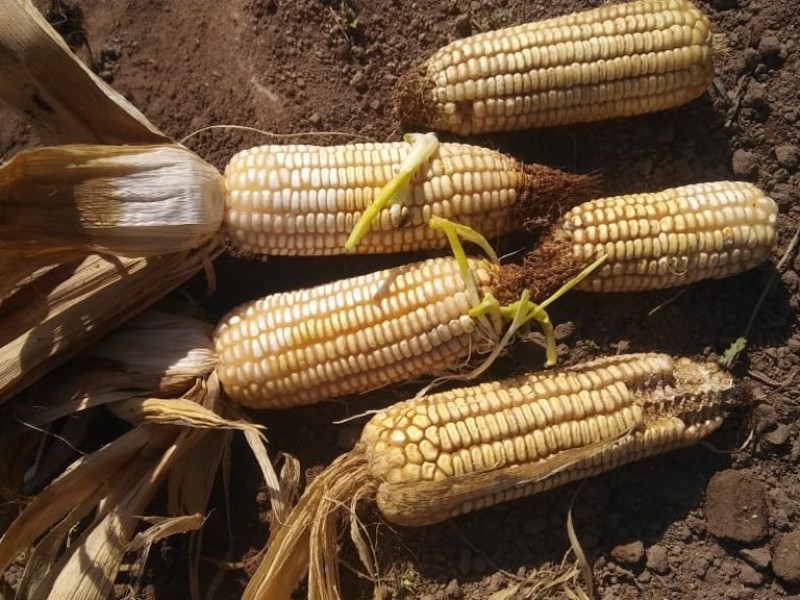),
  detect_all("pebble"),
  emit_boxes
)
[742,82,768,108]
[752,403,778,435]
[646,545,670,574]
[731,149,758,177]
[763,424,791,448]
[774,144,799,170]
[611,540,645,566]
[739,547,771,570]
[738,561,764,586]
[349,70,368,93]
[704,470,769,543]
[772,531,800,584]
[758,35,783,59]
[308,112,322,127]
